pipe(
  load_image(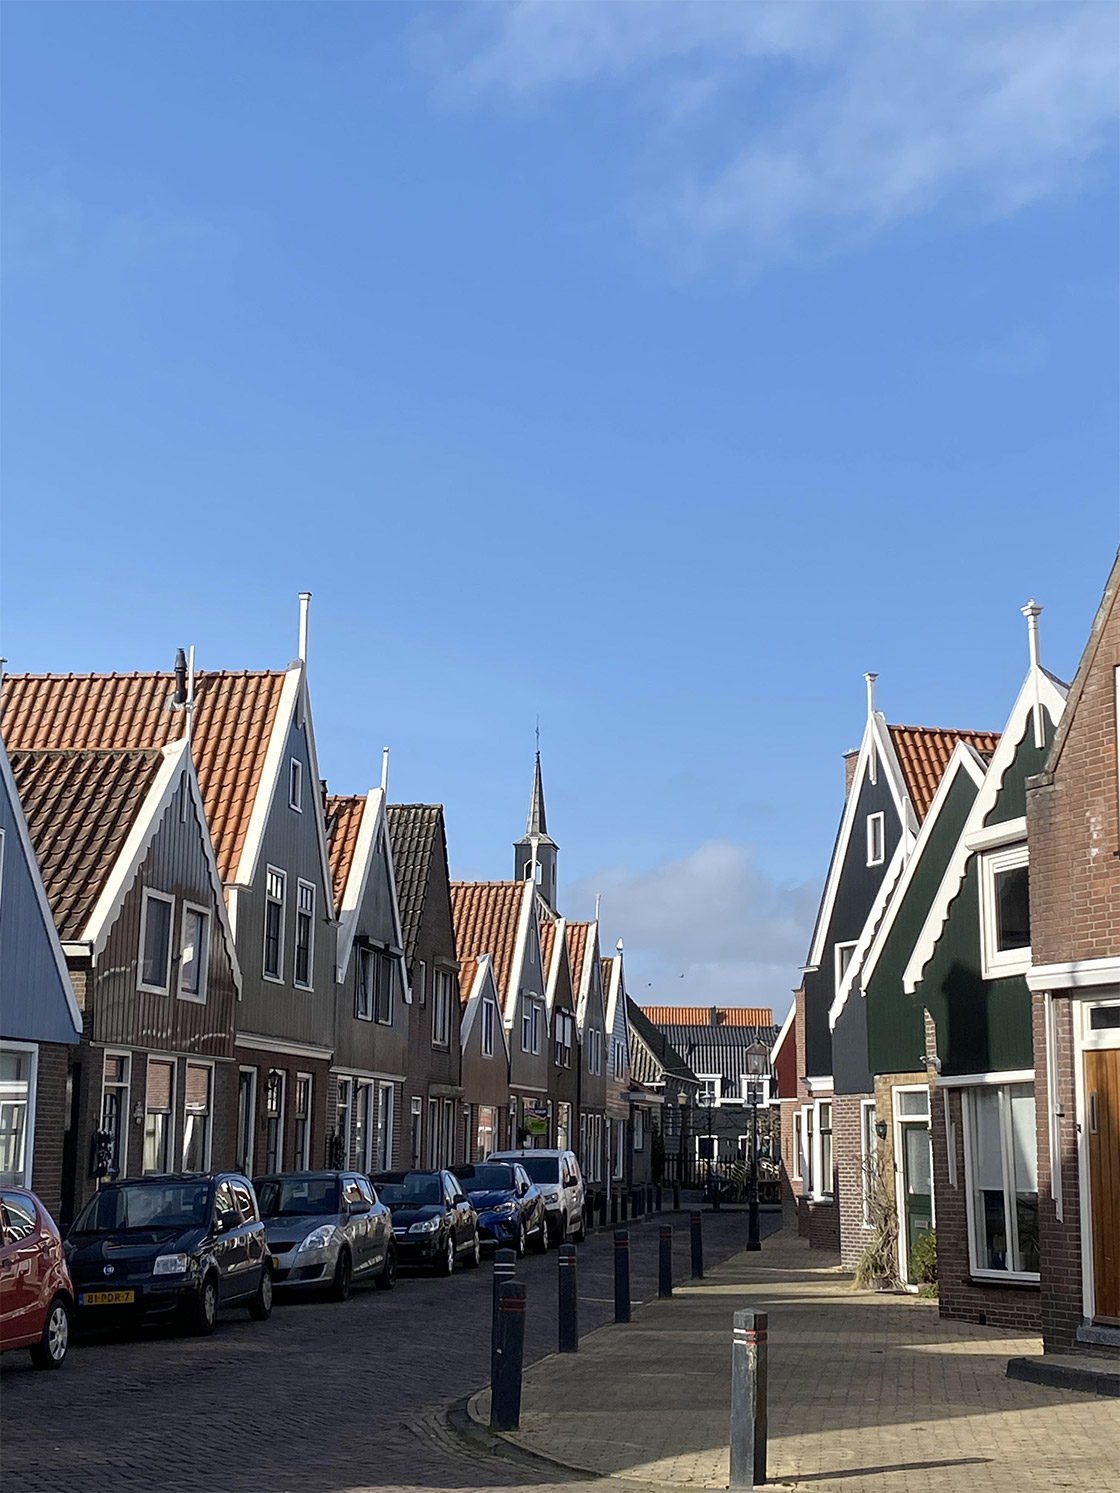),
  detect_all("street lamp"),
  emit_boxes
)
[745,1040,768,1252]
[698,1087,716,1208]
